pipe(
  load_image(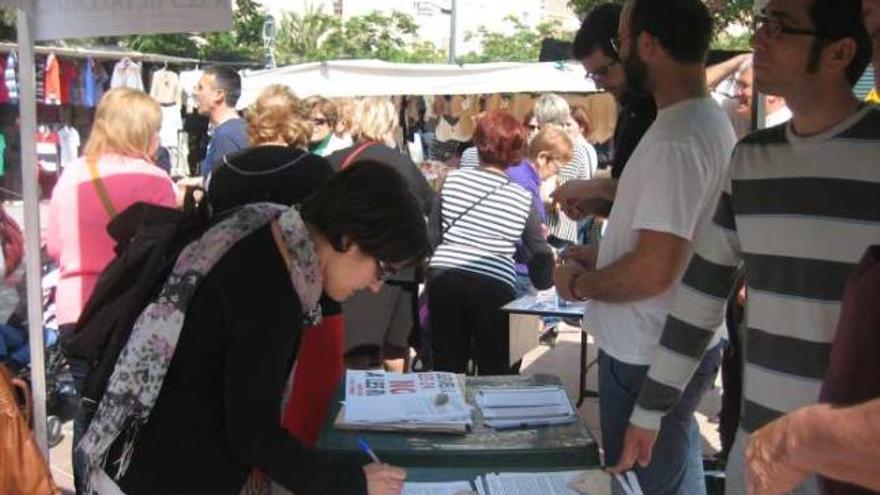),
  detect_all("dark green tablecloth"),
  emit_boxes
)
[317,373,601,469]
